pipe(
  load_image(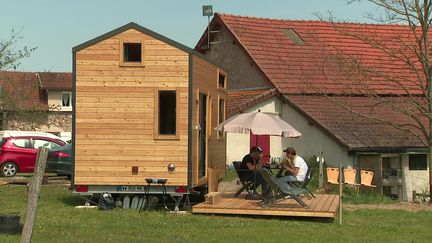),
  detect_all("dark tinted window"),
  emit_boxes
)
[218,73,226,88]
[159,90,176,135]
[409,154,427,170]
[218,99,225,137]
[123,43,141,62]
[12,138,31,148]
